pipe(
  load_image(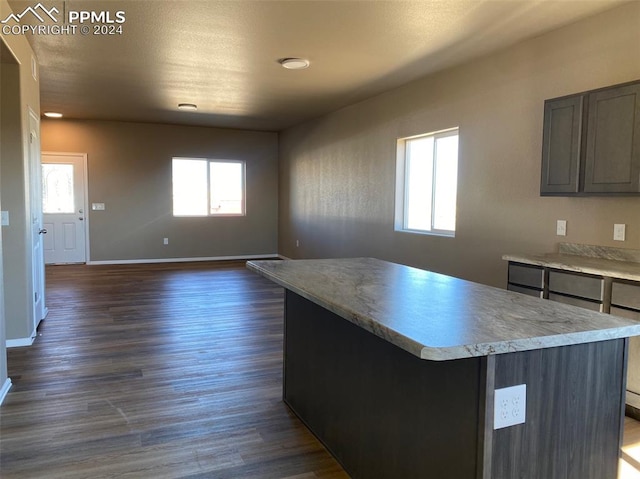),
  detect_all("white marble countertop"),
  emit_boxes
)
[247,258,640,361]
[503,252,640,282]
